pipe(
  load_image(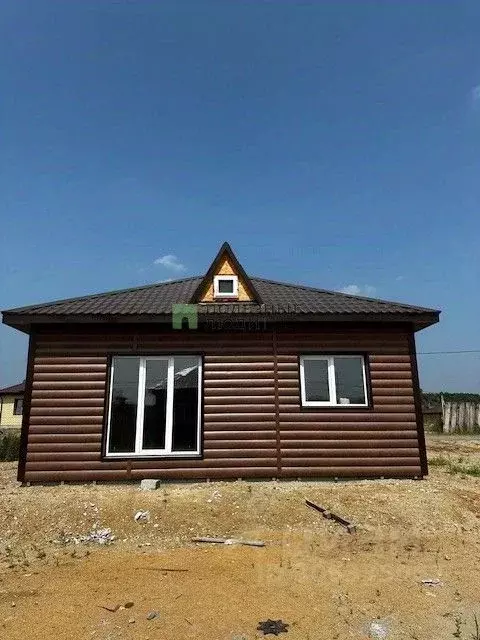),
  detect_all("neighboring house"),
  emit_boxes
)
[0,381,25,432]
[2,243,440,484]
